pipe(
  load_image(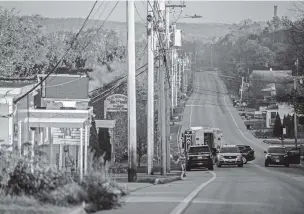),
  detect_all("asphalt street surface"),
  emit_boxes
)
[100,71,304,214]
